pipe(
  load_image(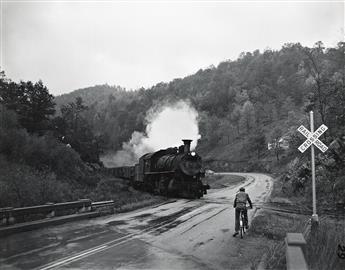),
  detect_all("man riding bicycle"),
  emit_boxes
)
[233,187,253,237]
